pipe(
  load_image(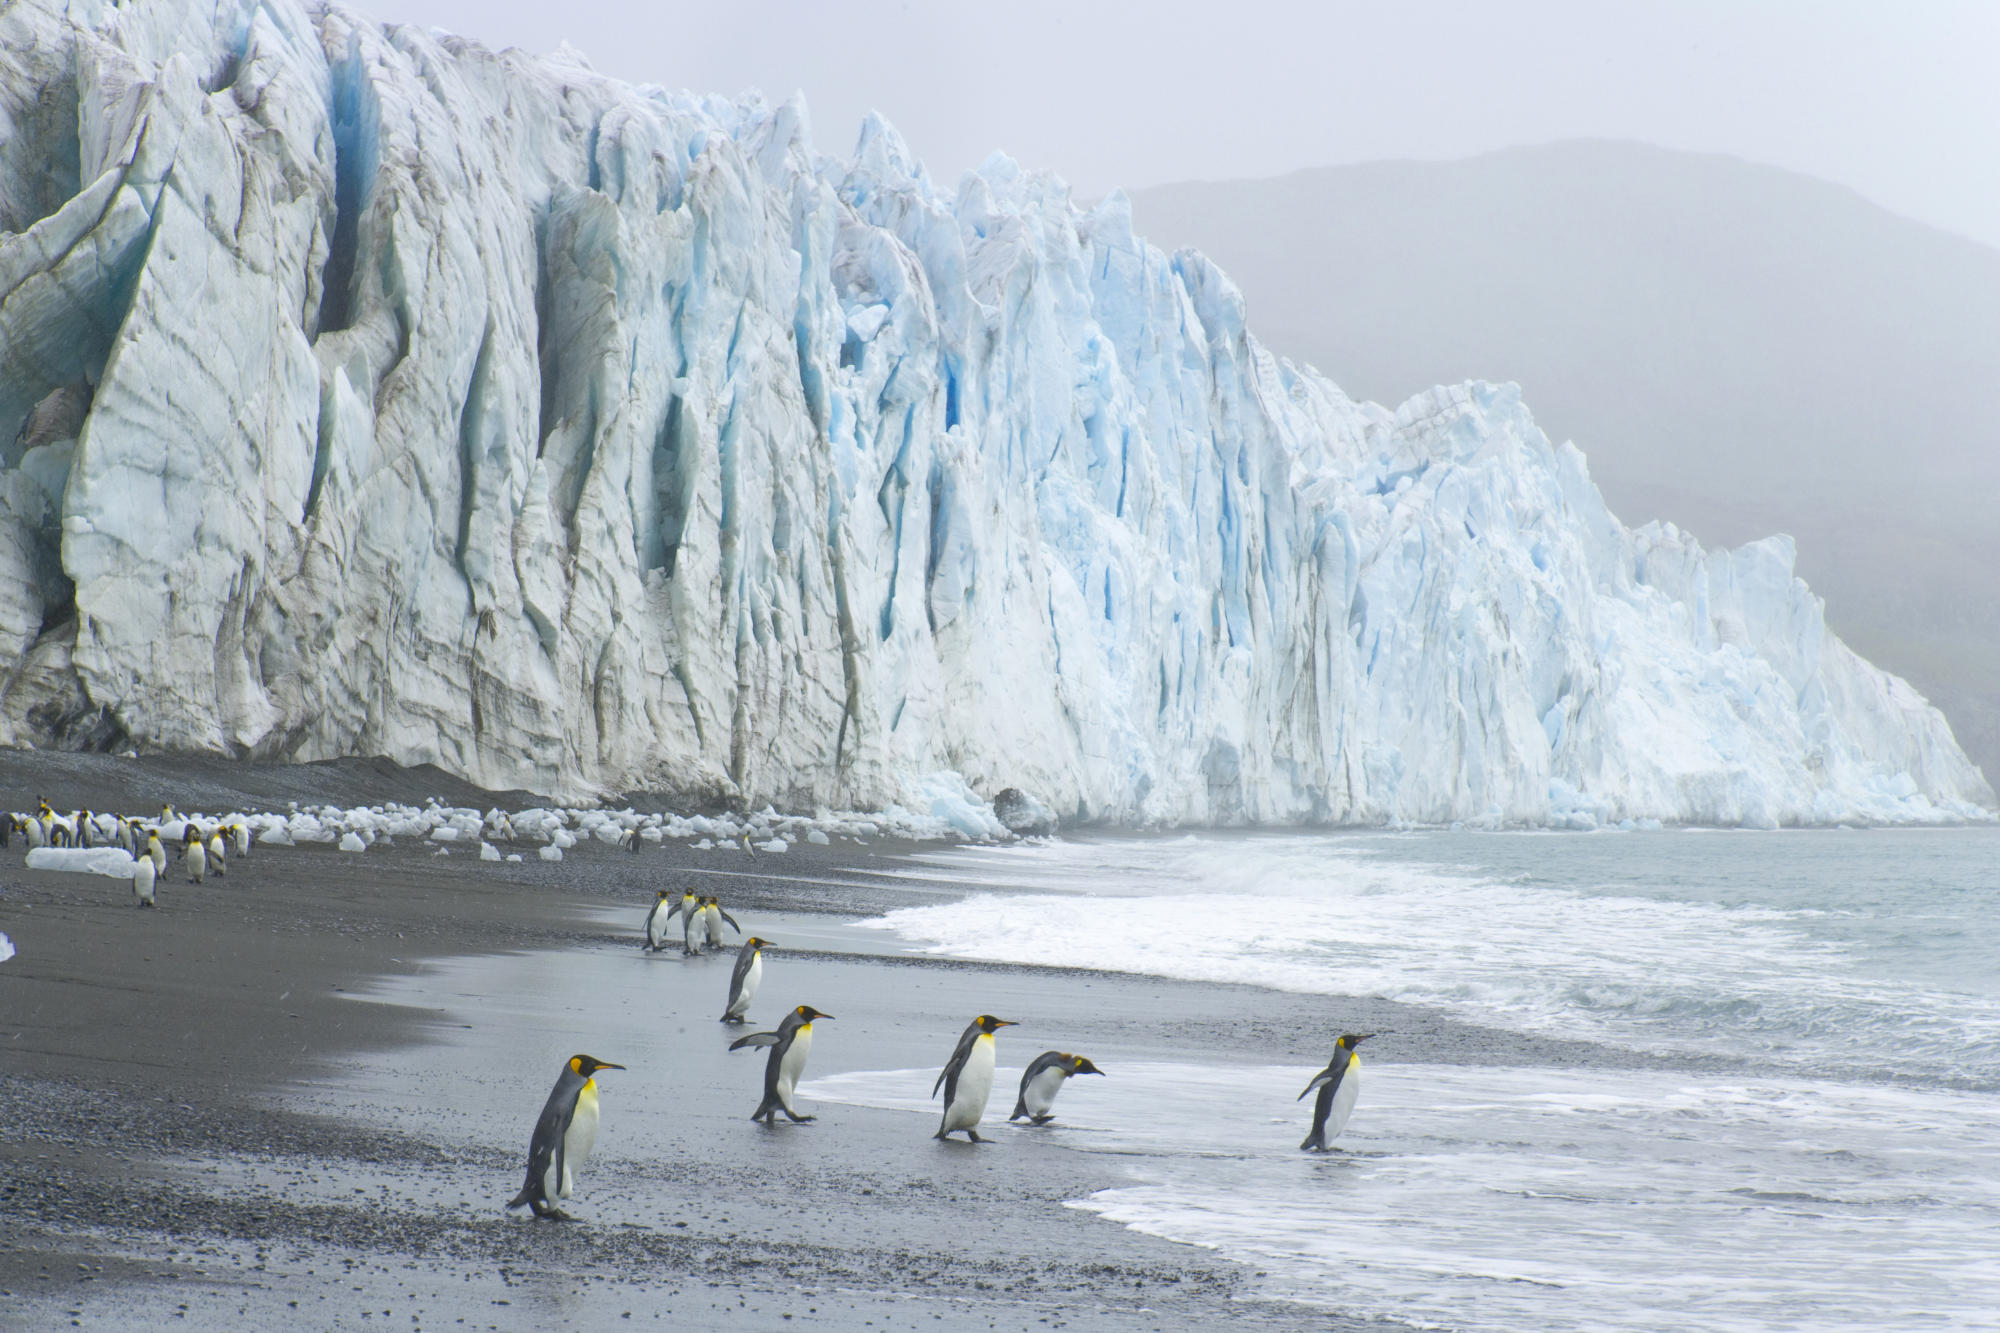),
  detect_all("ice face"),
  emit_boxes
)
[0,1,1989,826]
